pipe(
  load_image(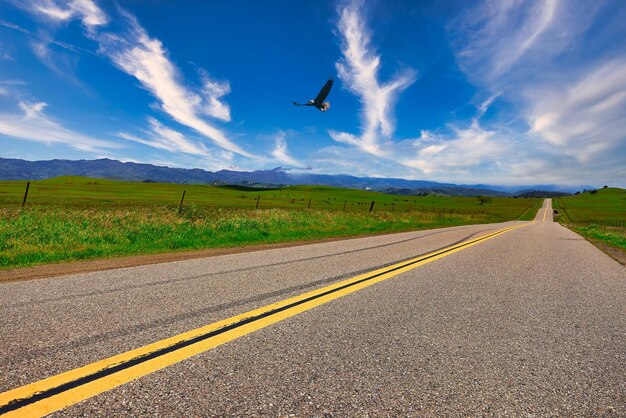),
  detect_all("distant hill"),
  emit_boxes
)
[513,190,571,198]
[377,187,509,197]
[0,157,590,196]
